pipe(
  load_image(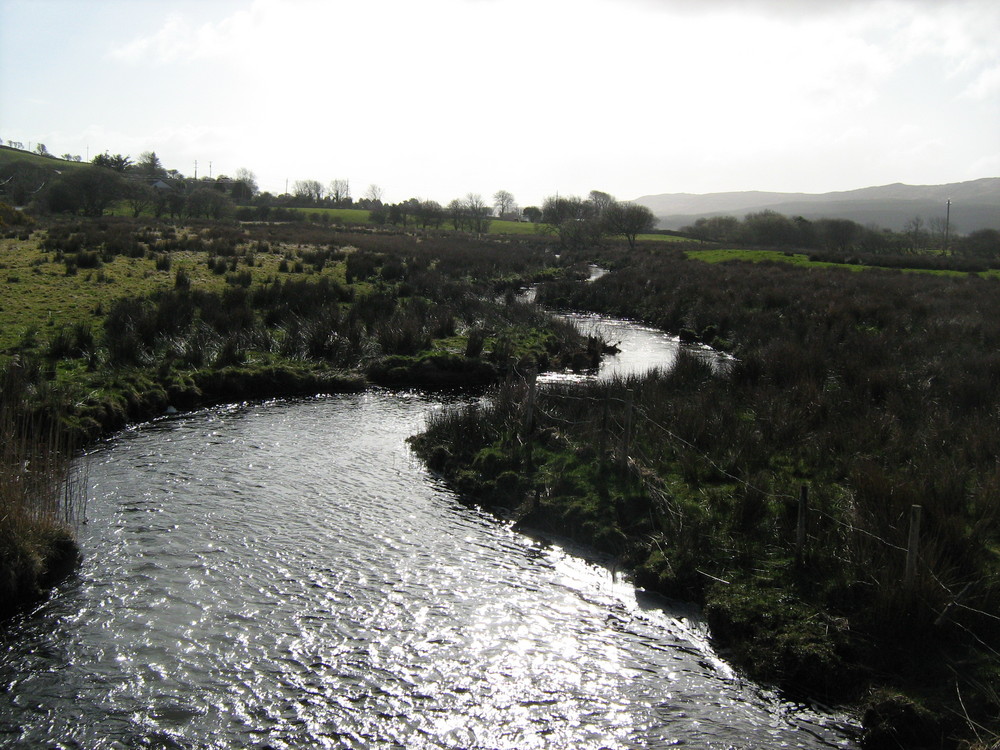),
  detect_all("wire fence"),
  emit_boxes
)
[510,374,997,636]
